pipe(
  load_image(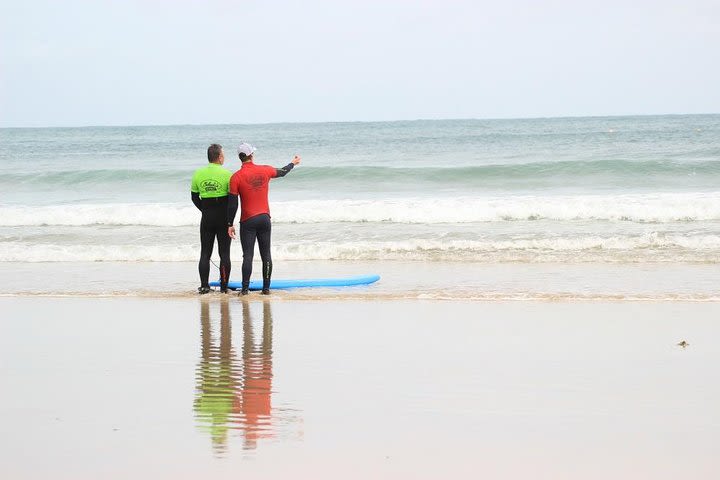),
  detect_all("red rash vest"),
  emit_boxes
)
[229,162,278,222]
